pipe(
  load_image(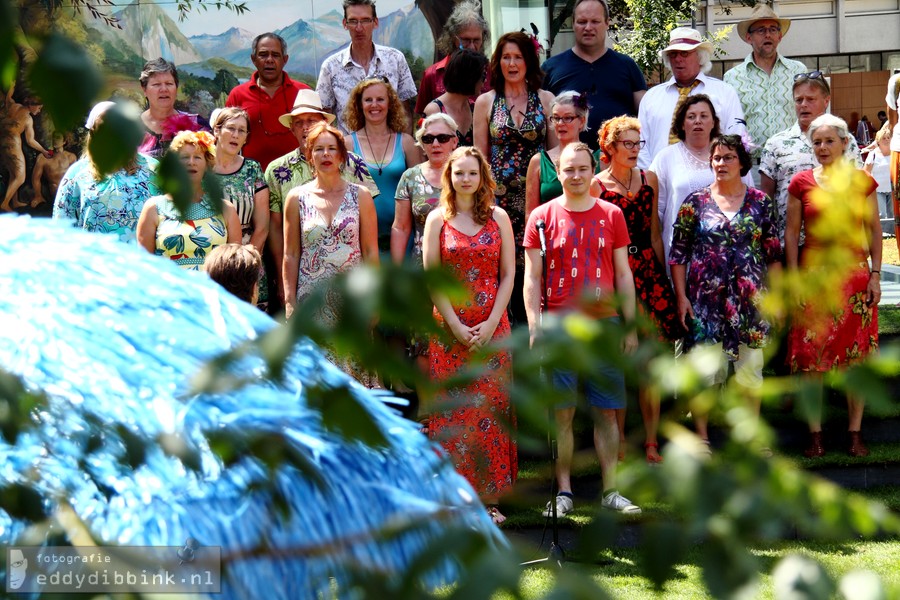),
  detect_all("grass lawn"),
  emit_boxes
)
[507,540,900,599]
